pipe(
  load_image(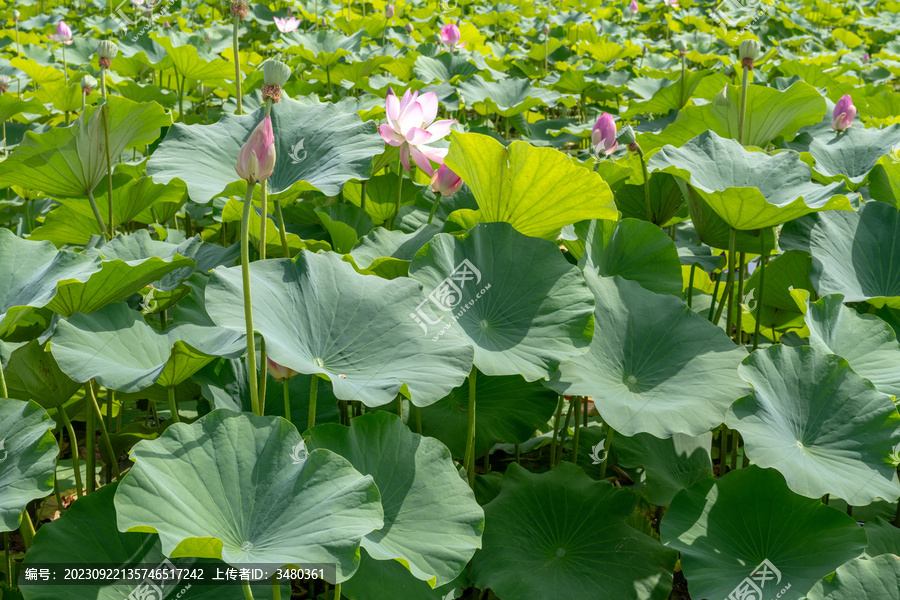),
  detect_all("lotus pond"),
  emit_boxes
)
[1,0,900,598]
